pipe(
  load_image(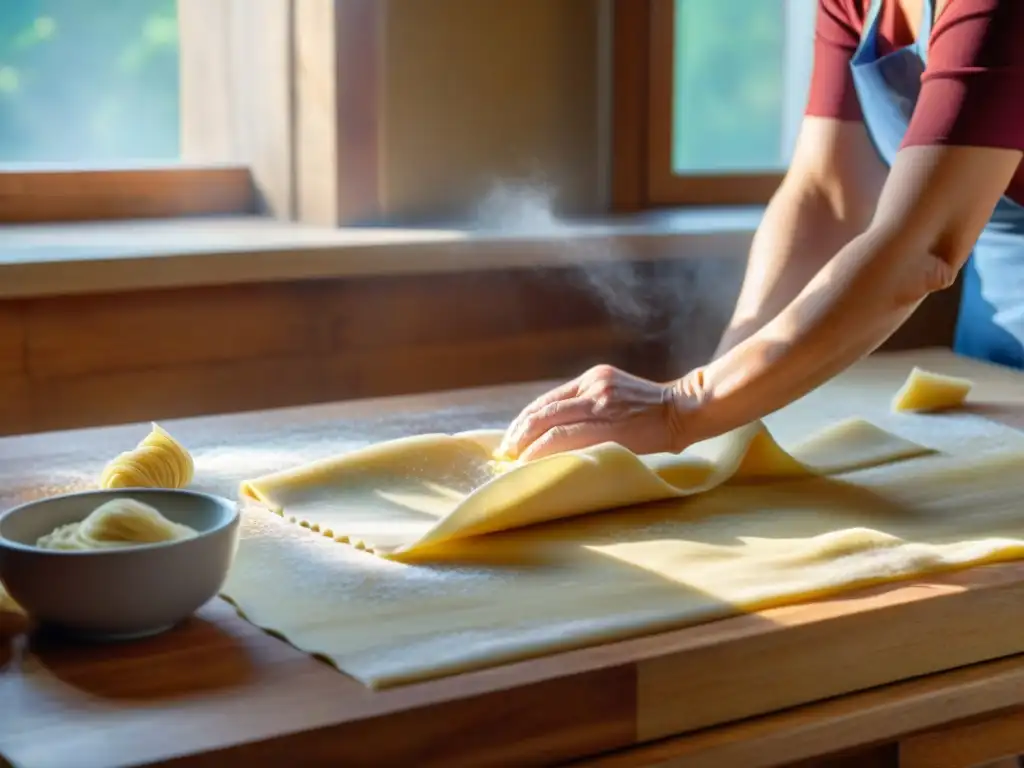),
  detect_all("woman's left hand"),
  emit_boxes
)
[498,364,687,461]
